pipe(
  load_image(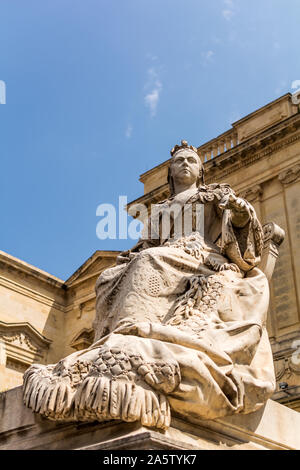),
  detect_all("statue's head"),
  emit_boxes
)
[168,140,204,196]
